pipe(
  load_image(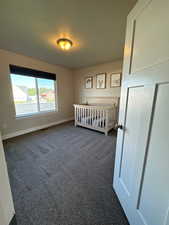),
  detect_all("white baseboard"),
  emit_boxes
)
[2,117,74,140]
